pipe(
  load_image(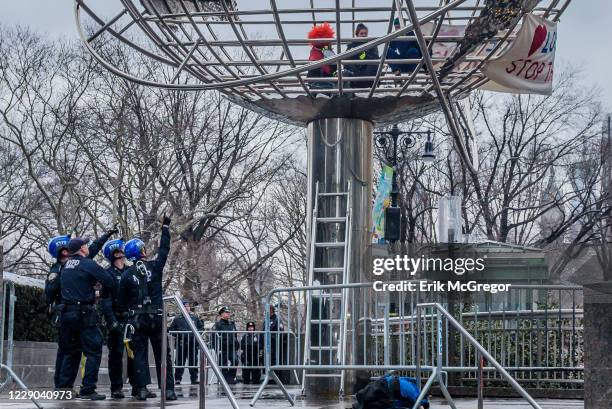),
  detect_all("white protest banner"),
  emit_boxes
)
[482,13,557,95]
